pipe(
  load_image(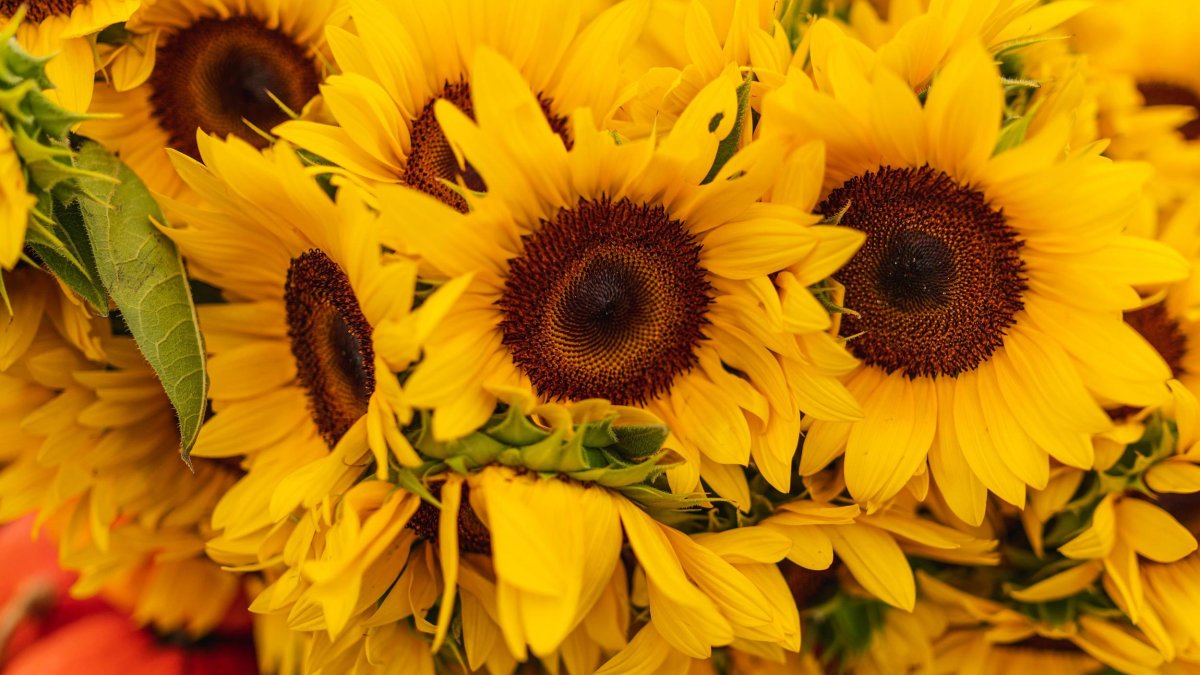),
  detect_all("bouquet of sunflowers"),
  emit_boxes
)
[2,0,1200,672]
